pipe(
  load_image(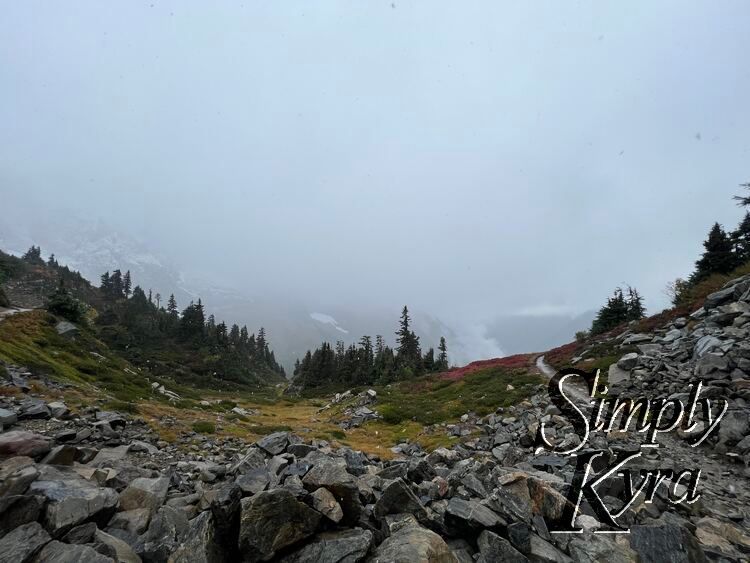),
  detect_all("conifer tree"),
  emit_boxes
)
[626,286,646,321]
[437,337,448,370]
[123,271,132,298]
[691,223,737,283]
[734,182,750,207]
[167,294,178,316]
[732,212,750,264]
